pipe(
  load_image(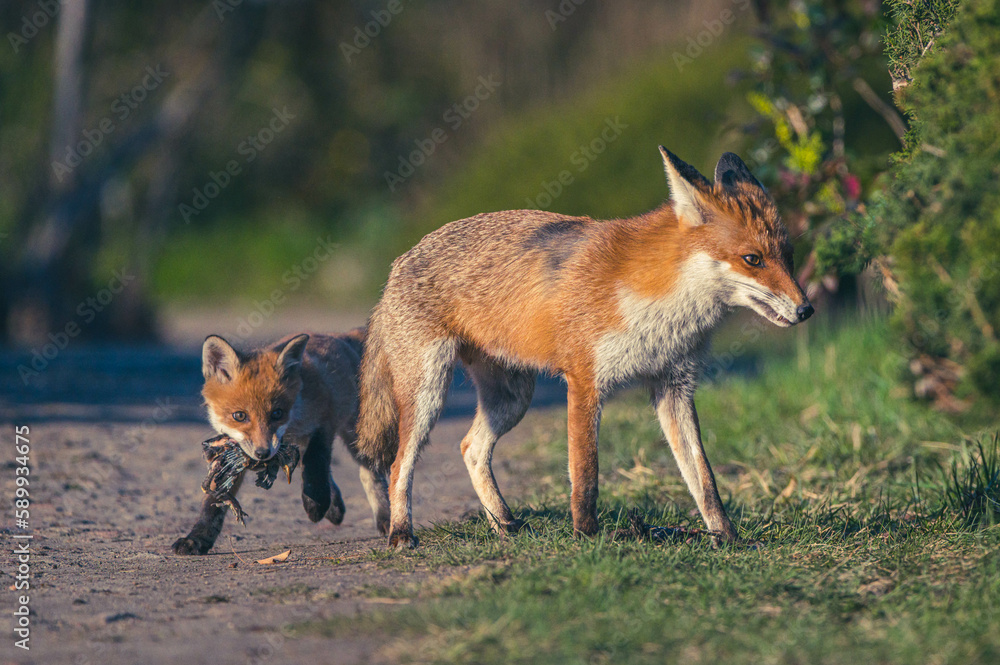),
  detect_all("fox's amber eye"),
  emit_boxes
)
[742,254,762,267]
[232,411,248,422]
[270,408,284,421]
